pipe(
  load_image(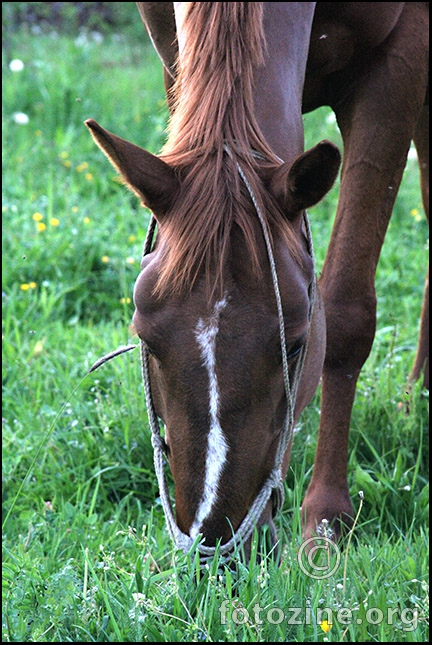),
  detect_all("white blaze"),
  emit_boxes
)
[190,296,229,538]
